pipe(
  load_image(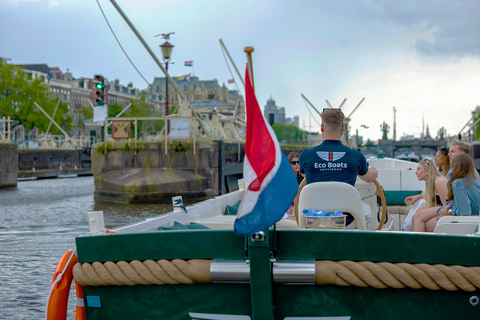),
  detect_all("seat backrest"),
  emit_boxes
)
[434,215,480,235]
[436,215,480,225]
[298,181,366,230]
[434,222,478,235]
